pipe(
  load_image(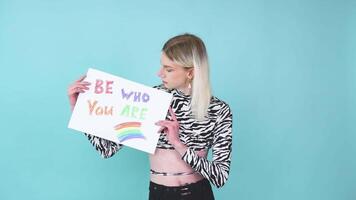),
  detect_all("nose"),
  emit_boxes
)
[157,67,164,78]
